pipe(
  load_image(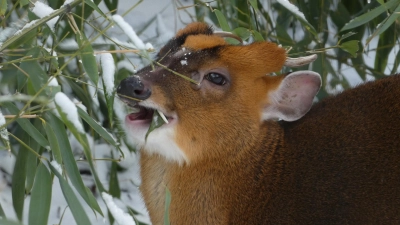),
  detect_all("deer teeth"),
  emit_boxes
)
[157,110,169,124]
